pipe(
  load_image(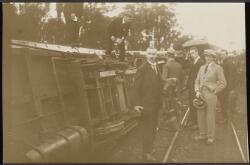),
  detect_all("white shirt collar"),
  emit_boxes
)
[147,60,157,66]
[147,60,158,74]
[206,61,214,69]
[193,56,200,64]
